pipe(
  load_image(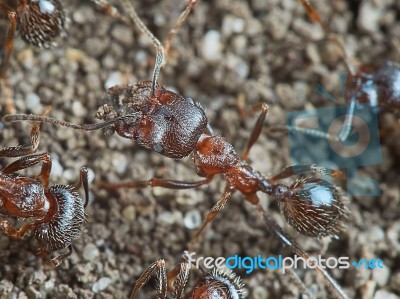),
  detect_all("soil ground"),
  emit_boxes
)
[0,0,399,298]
